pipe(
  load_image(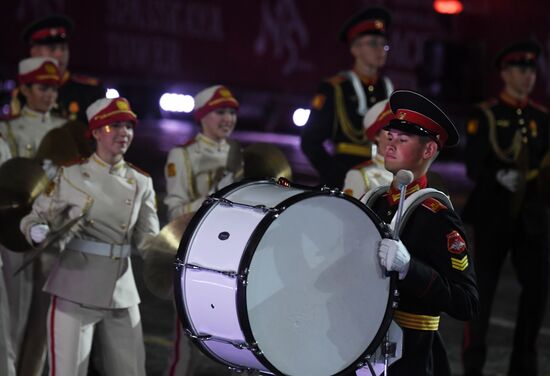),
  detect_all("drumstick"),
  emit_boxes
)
[383,169,413,376]
[392,169,414,240]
